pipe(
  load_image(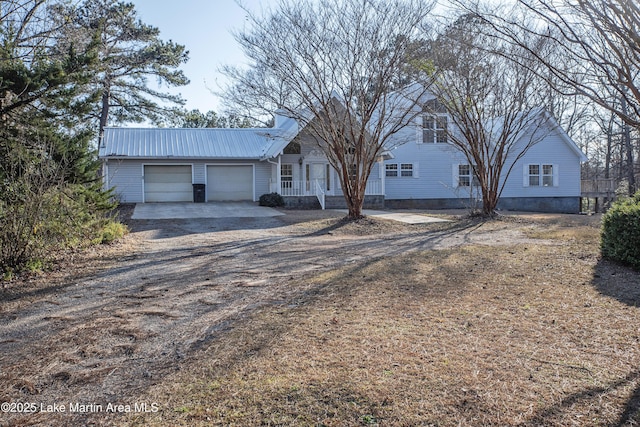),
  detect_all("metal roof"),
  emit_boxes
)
[99,127,295,159]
